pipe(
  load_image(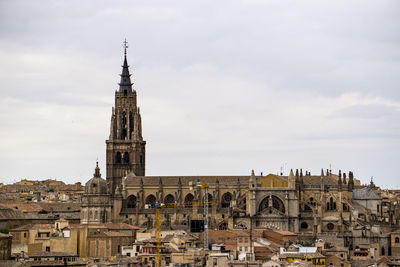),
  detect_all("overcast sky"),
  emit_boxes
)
[0,0,399,187]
